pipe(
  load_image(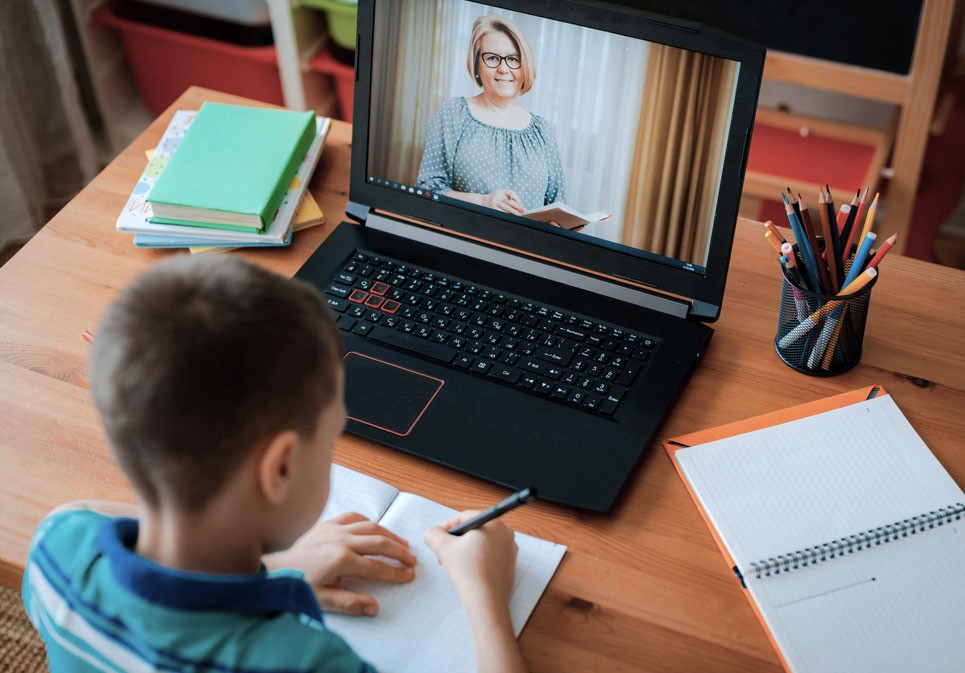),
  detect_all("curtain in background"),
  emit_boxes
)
[368,0,459,185]
[0,0,98,253]
[622,46,737,267]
